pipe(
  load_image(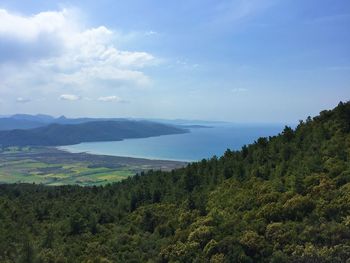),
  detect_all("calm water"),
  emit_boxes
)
[59,124,285,162]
